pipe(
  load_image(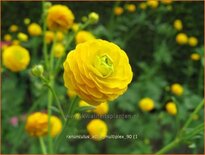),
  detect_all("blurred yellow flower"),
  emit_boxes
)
[24,18,31,25]
[88,12,99,24]
[3,45,30,72]
[139,98,155,112]
[176,33,188,45]
[173,19,183,31]
[147,0,159,9]
[72,23,80,32]
[47,5,74,31]
[63,39,133,105]
[67,89,77,98]
[139,2,147,10]
[9,25,18,32]
[1,45,9,51]
[12,40,20,45]
[45,31,54,44]
[4,34,12,41]
[53,43,65,58]
[171,83,183,96]
[74,113,81,120]
[166,102,177,115]
[50,116,62,137]
[126,4,136,12]
[28,23,42,36]
[93,102,109,115]
[79,100,91,107]
[190,53,200,61]
[114,7,124,16]
[161,0,173,4]
[75,30,95,44]
[87,119,108,141]
[17,32,28,42]
[57,31,64,42]
[188,36,198,47]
